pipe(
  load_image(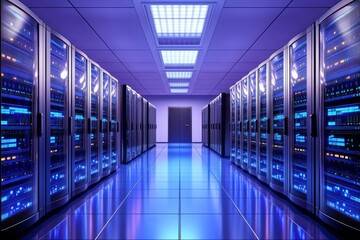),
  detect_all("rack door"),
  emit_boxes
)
[46,34,70,210]
[72,51,88,194]
[110,78,119,170]
[101,72,110,177]
[89,63,100,183]
[1,1,42,231]
[249,72,257,175]
[241,78,249,170]
[235,83,241,166]
[318,1,360,232]
[230,86,236,163]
